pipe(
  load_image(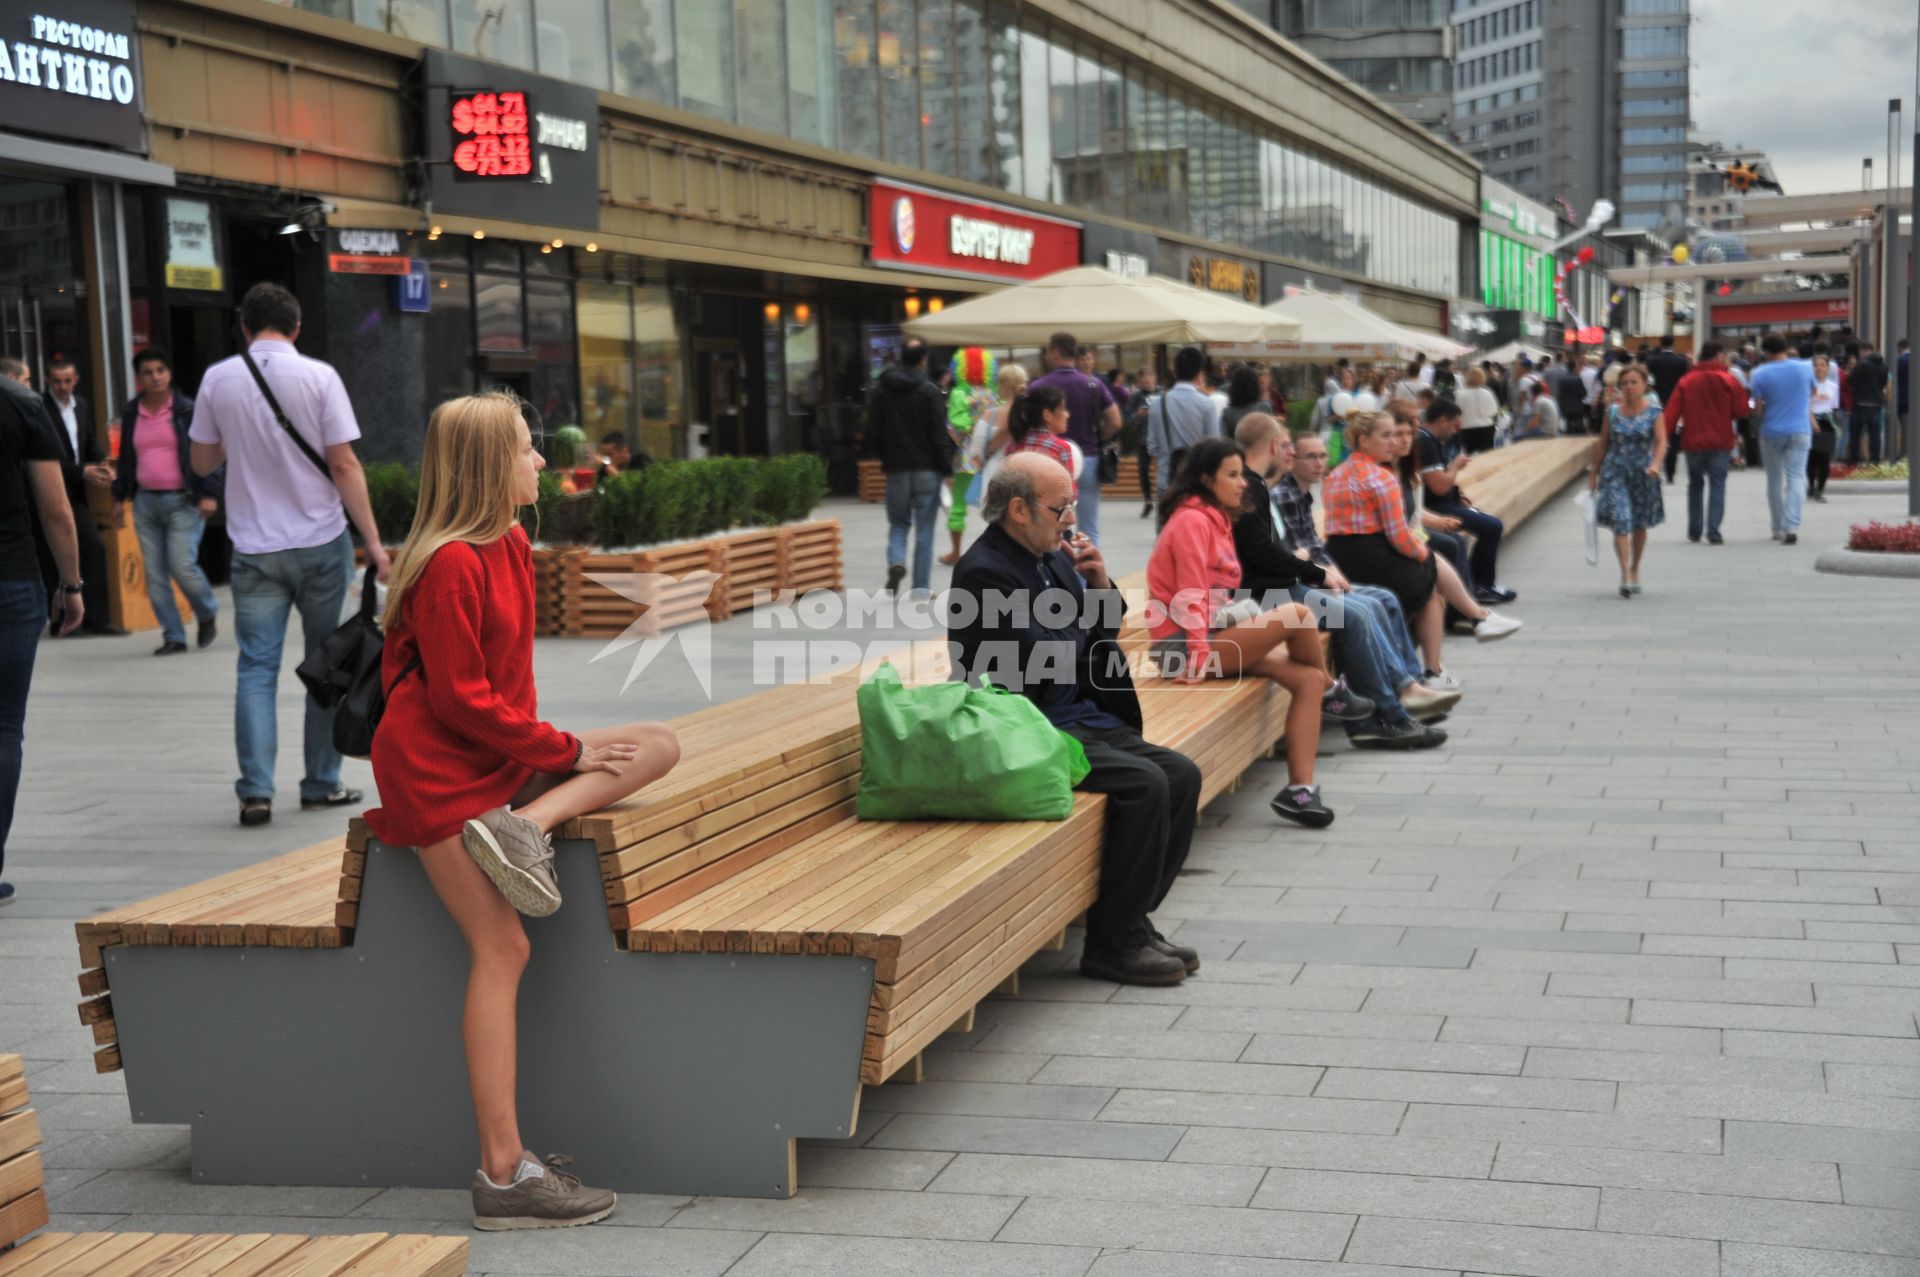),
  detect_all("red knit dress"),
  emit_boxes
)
[365,526,579,847]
